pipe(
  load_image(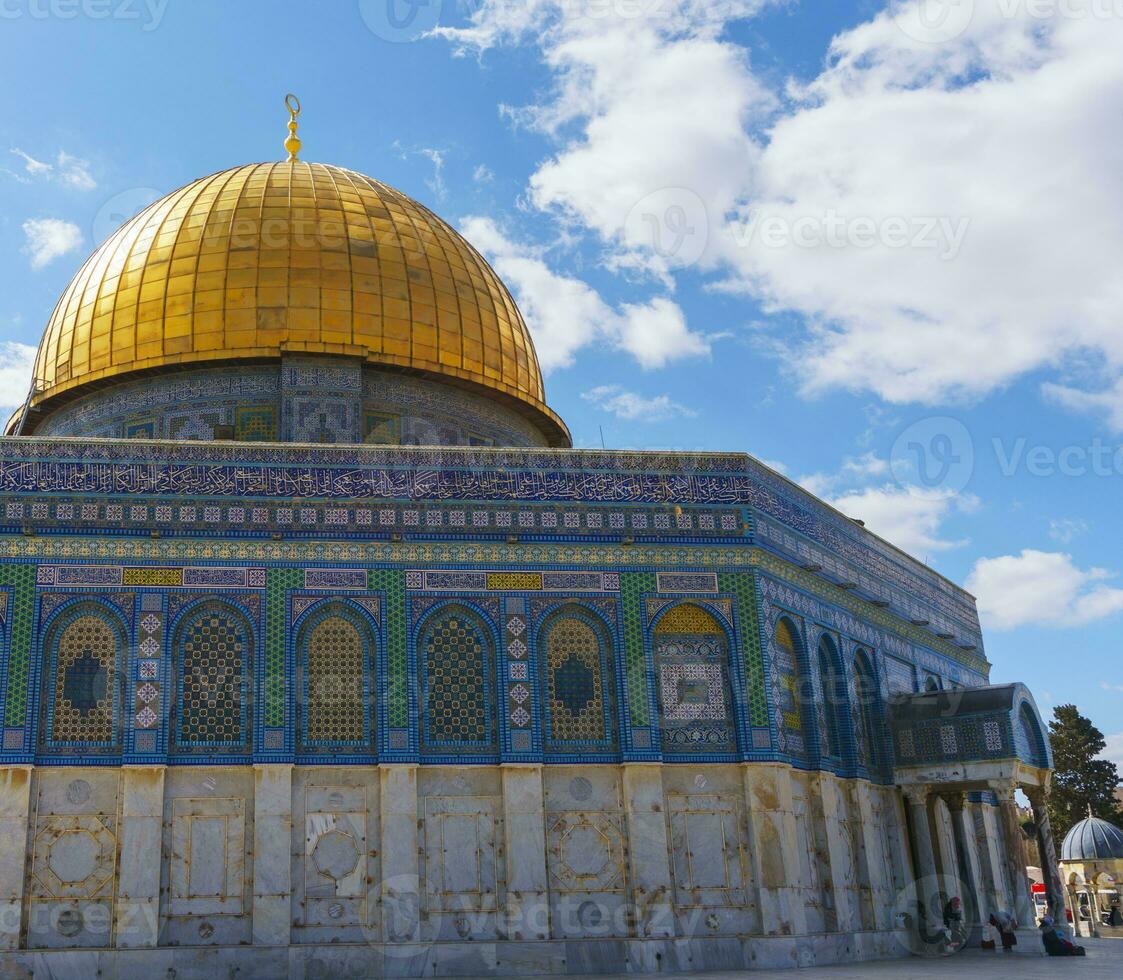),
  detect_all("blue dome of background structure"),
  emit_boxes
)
[1060,813,1123,862]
